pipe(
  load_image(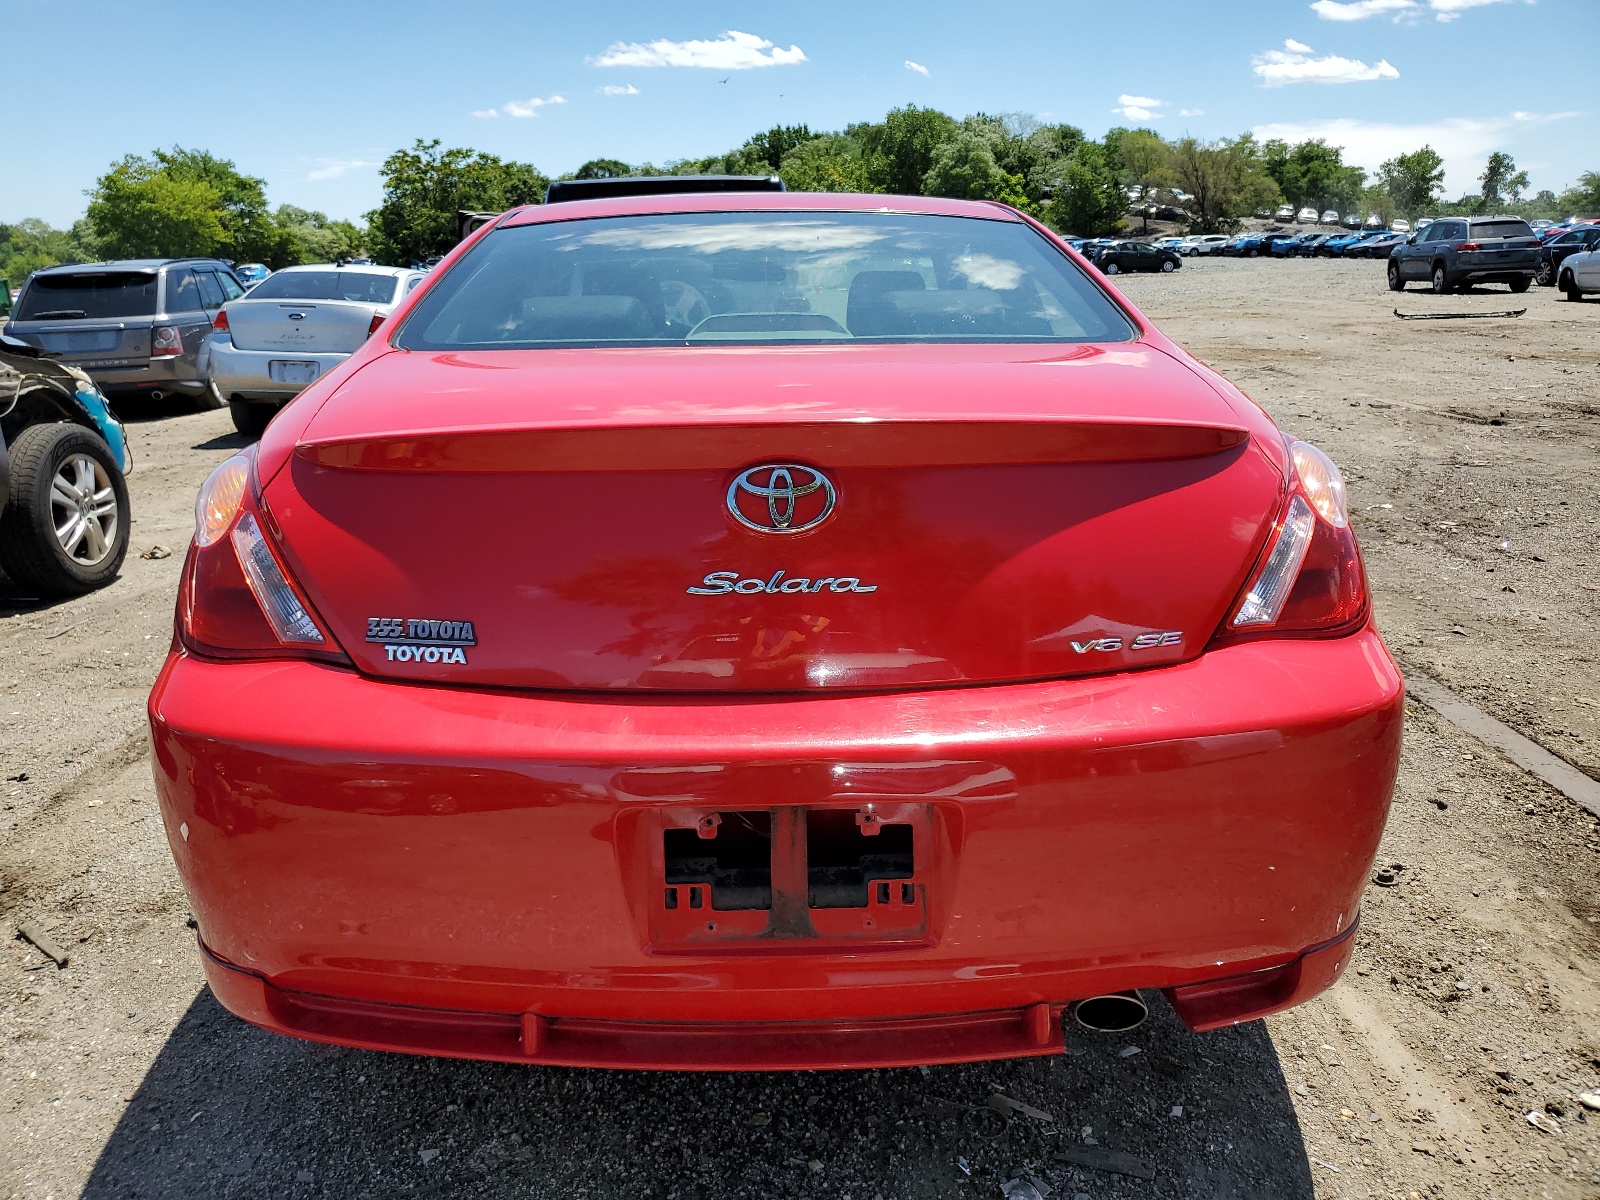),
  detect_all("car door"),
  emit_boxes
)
[1399,224,1429,278]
